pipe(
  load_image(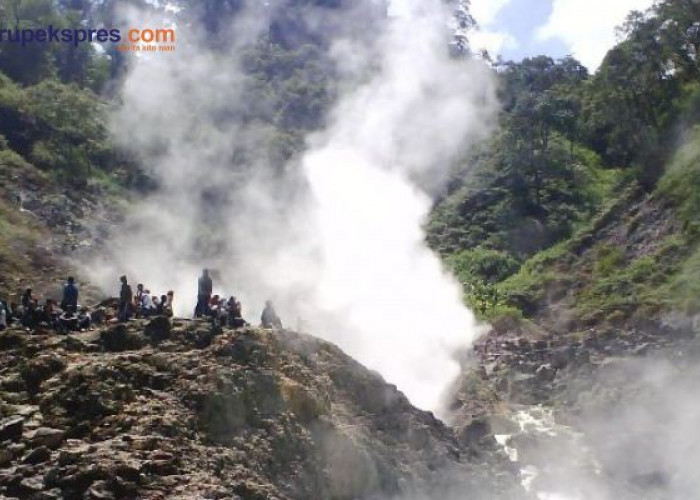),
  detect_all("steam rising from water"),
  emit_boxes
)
[91,0,497,412]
